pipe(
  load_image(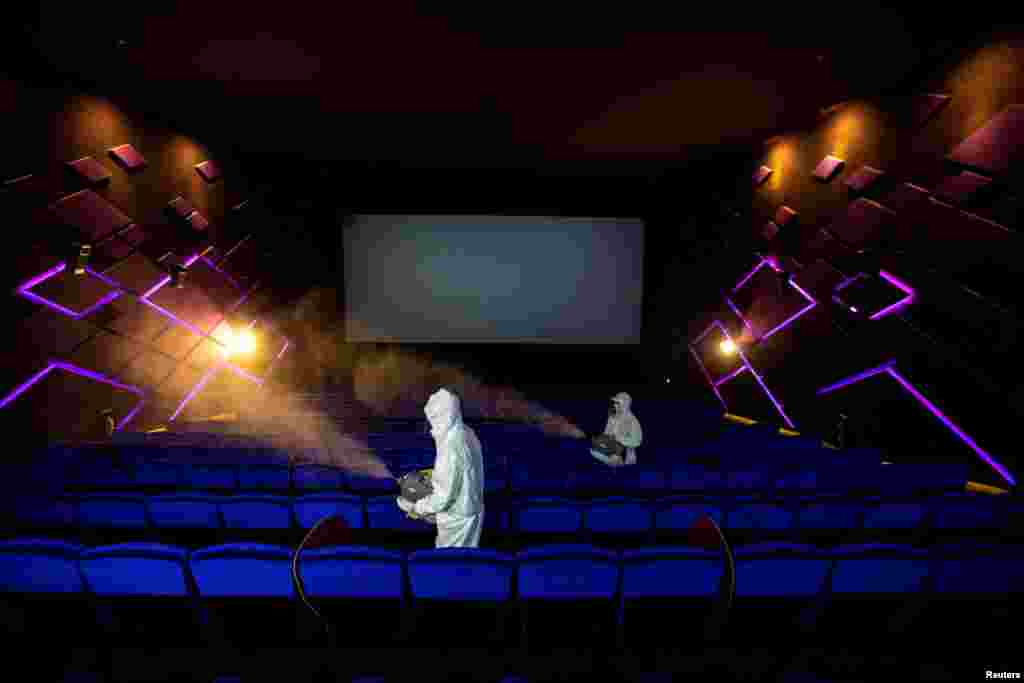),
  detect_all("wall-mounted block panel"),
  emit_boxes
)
[188,211,210,232]
[932,170,992,206]
[70,331,145,379]
[753,165,773,186]
[150,323,203,361]
[19,263,122,320]
[187,336,228,372]
[159,363,206,412]
[813,155,845,182]
[115,224,147,248]
[66,157,111,185]
[948,105,1024,175]
[195,160,221,182]
[794,259,847,305]
[844,165,884,193]
[908,93,951,127]
[186,259,244,312]
[166,196,196,220]
[121,349,177,388]
[878,182,931,215]
[796,230,857,274]
[49,190,133,242]
[108,144,147,171]
[716,365,785,426]
[832,272,913,320]
[92,233,135,271]
[826,198,897,250]
[107,252,167,302]
[149,282,226,336]
[104,304,172,343]
[774,205,798,227]
[18,309,97,356]
[761,221,779,242]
